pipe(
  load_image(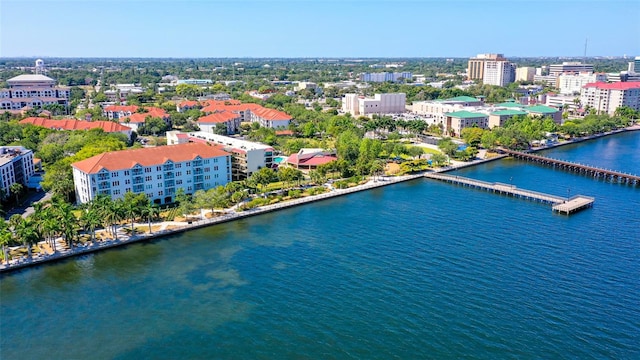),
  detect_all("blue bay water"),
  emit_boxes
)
[1,132,639,359]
